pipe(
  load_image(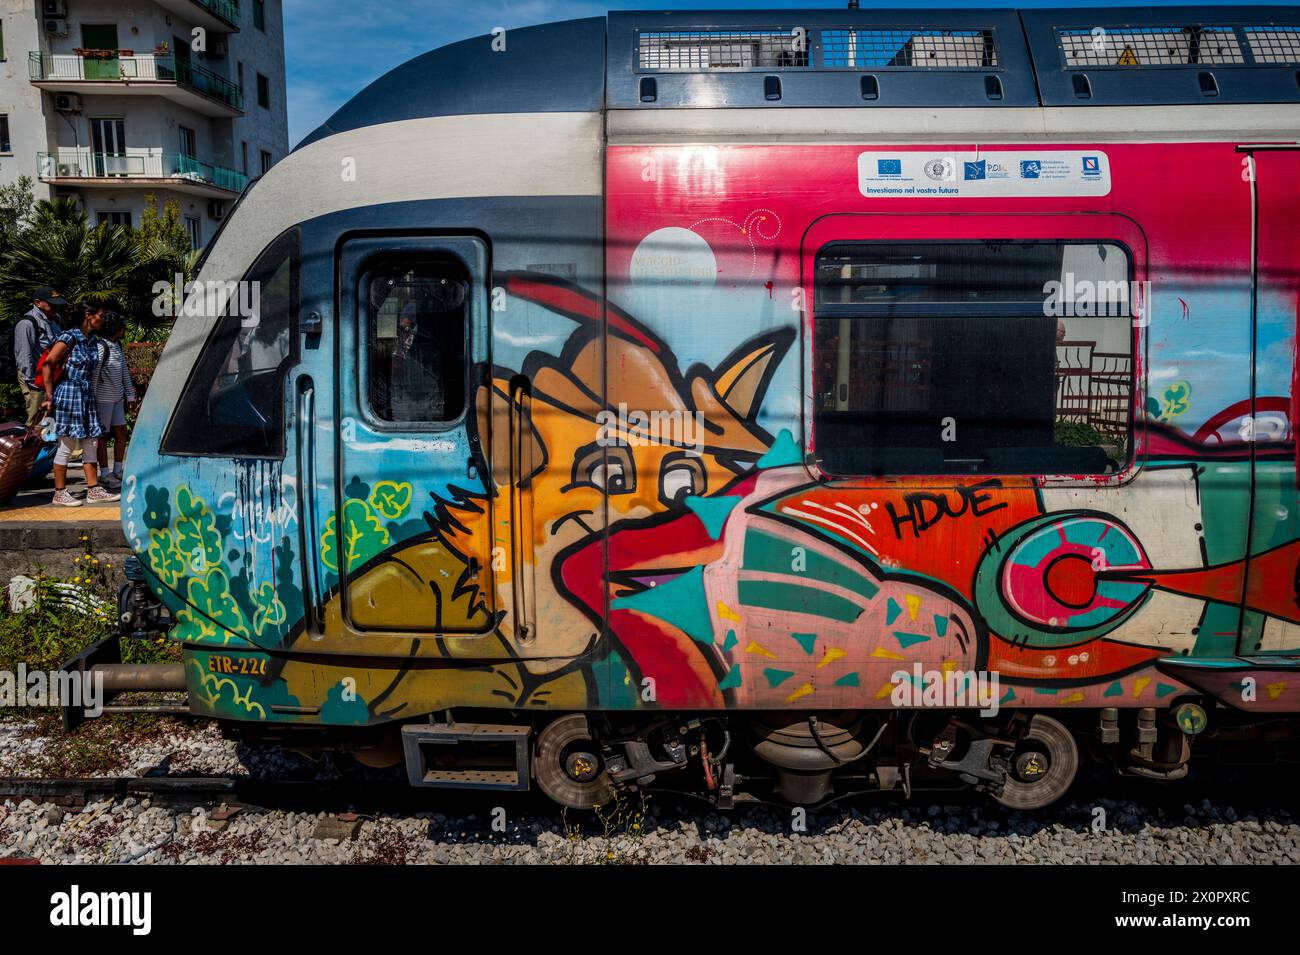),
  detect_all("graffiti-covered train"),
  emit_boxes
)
[72,7,1300,809]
